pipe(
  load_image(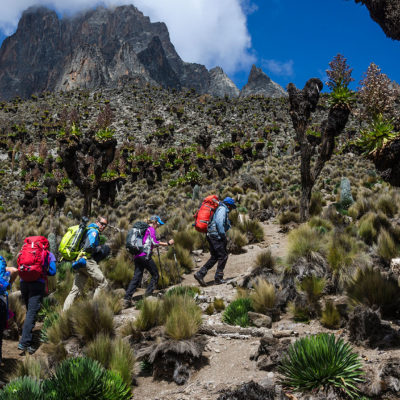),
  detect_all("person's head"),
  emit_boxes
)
[96,217,108,232]
[148,215,165,228]
[223,197,236,211]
